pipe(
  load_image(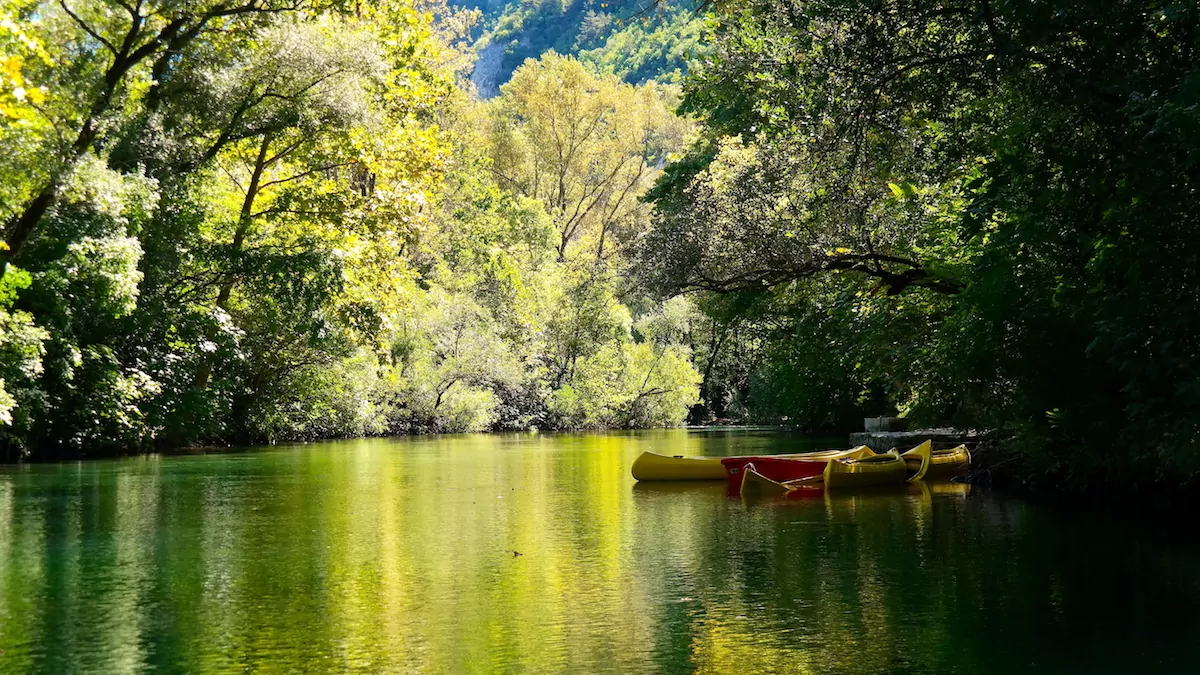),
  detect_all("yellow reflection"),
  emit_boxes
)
[927,481,972,498]
[0,431,994,673]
